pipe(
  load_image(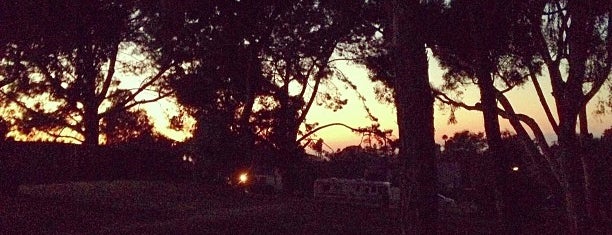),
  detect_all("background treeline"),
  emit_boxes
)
[0,140,191,191]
